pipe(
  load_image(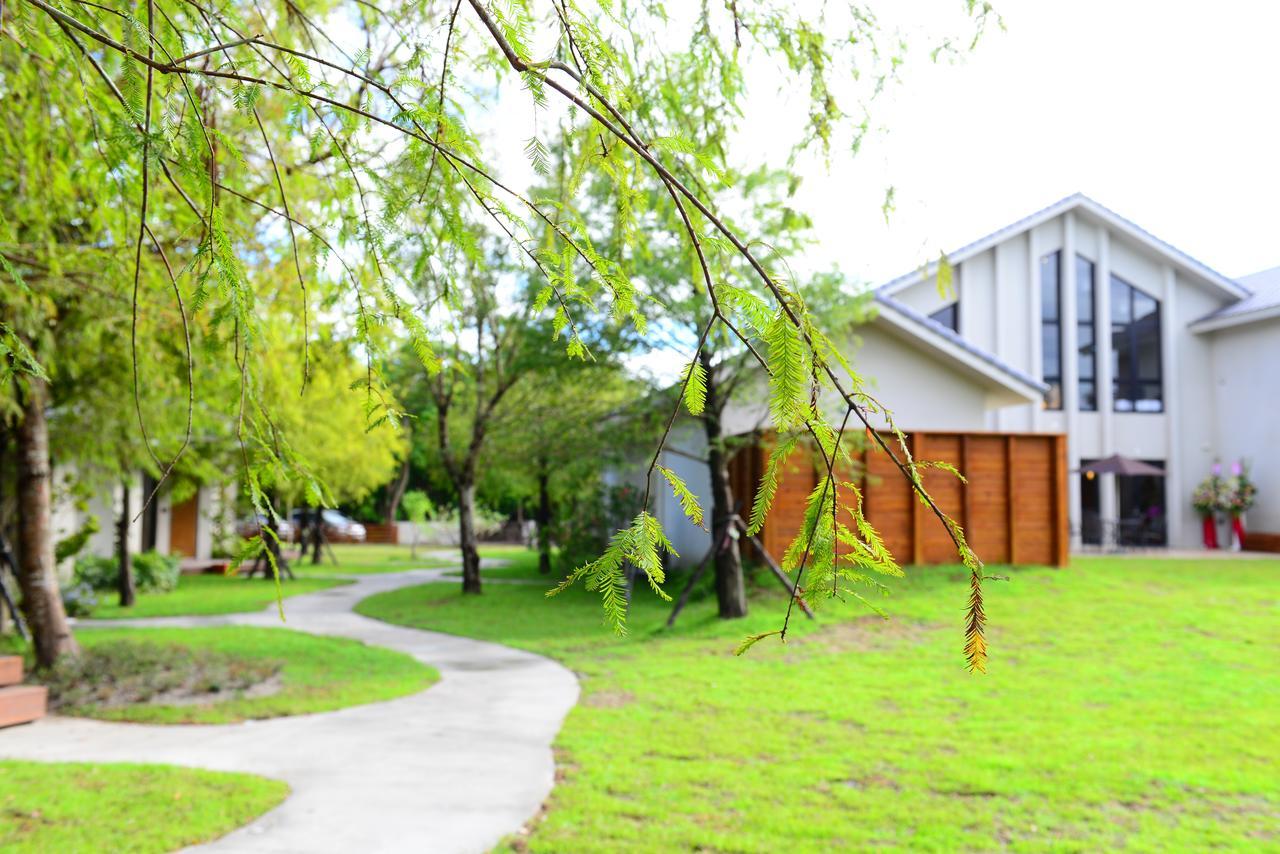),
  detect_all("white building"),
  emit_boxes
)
[650,194,1277,562]
[876,193,1278,549]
